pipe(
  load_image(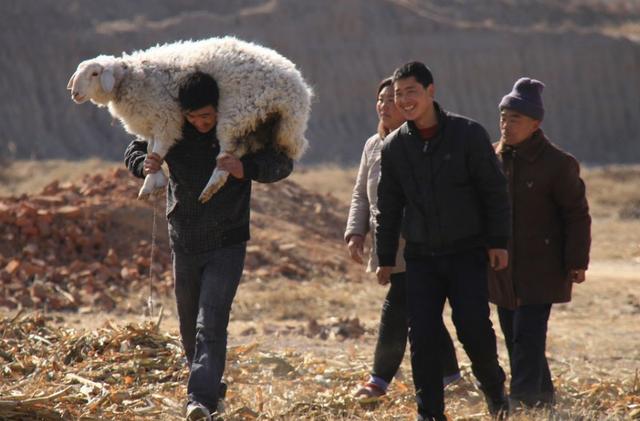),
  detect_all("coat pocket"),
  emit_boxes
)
[520,233,564,271]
